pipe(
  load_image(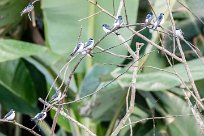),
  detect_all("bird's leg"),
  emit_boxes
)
[28,13,32,21]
